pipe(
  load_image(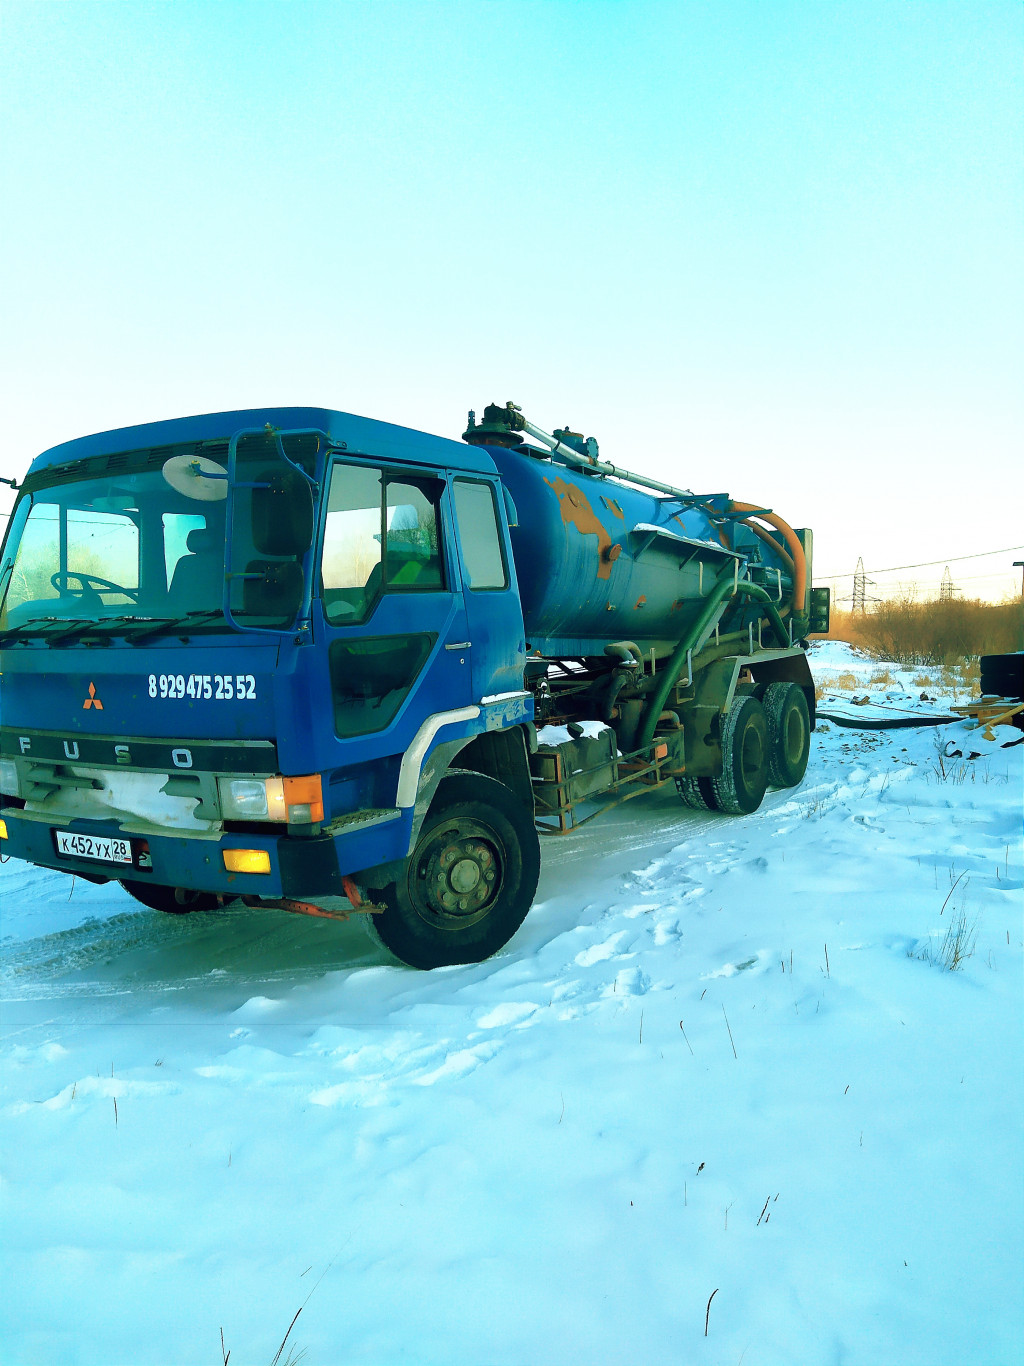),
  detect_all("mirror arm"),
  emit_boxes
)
[270,428,320,488]
[222,426,325,637]
[188,462,228,482]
